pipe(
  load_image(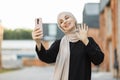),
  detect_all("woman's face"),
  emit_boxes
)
[57,12,76,33]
